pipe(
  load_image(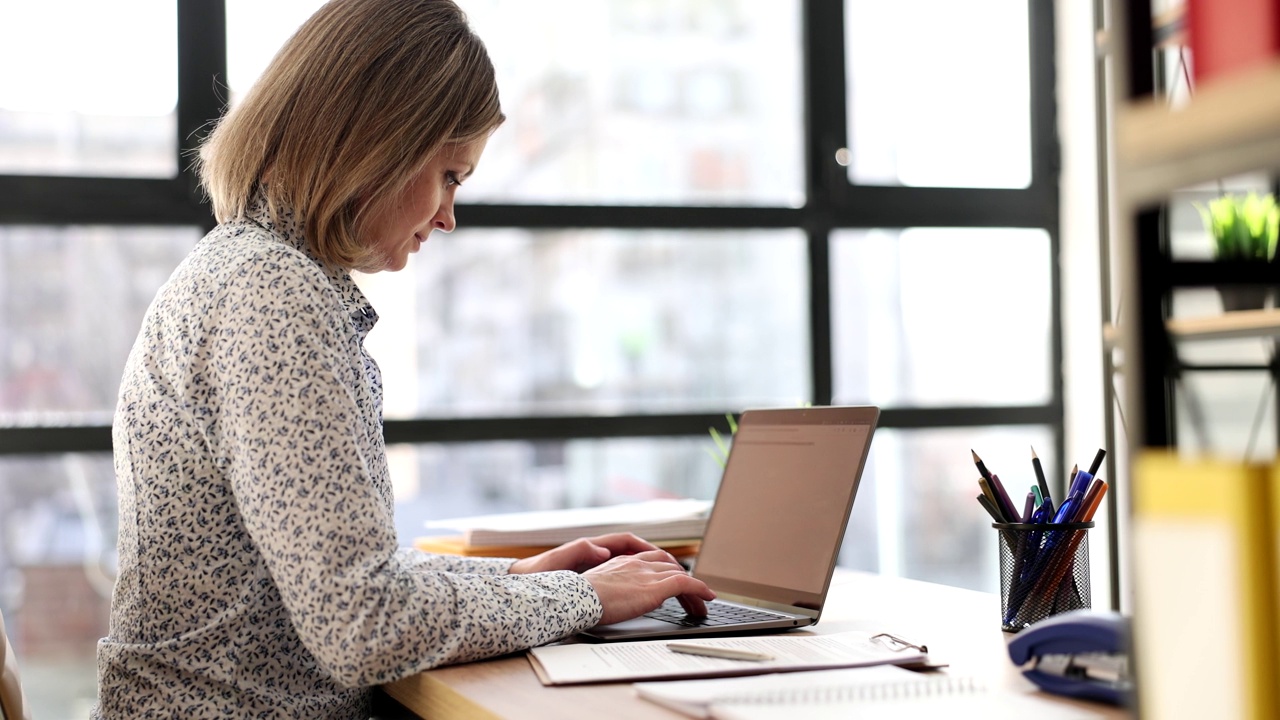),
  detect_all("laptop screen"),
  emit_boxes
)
[691,406,878,611]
